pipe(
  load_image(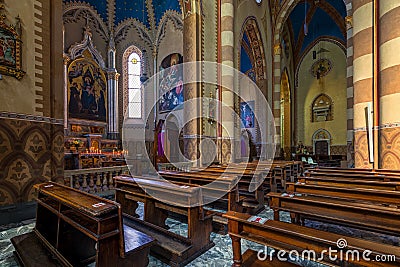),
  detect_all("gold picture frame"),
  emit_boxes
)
[0,13,25,80]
